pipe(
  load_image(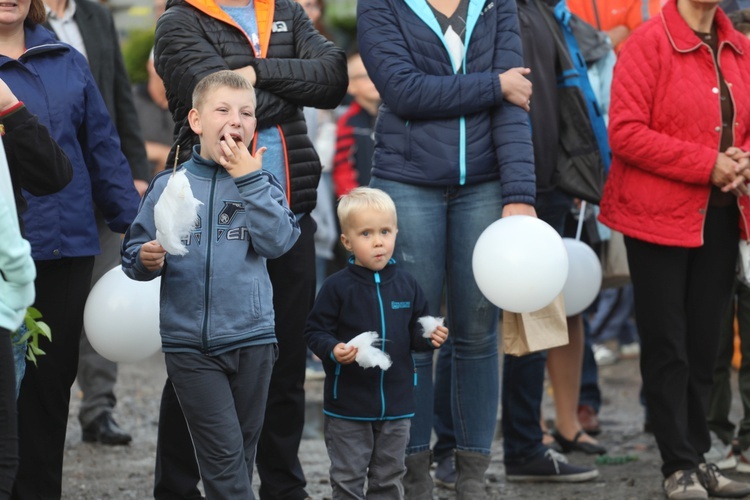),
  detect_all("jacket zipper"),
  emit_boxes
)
[200,170,218,352]
[375,272,386,419]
